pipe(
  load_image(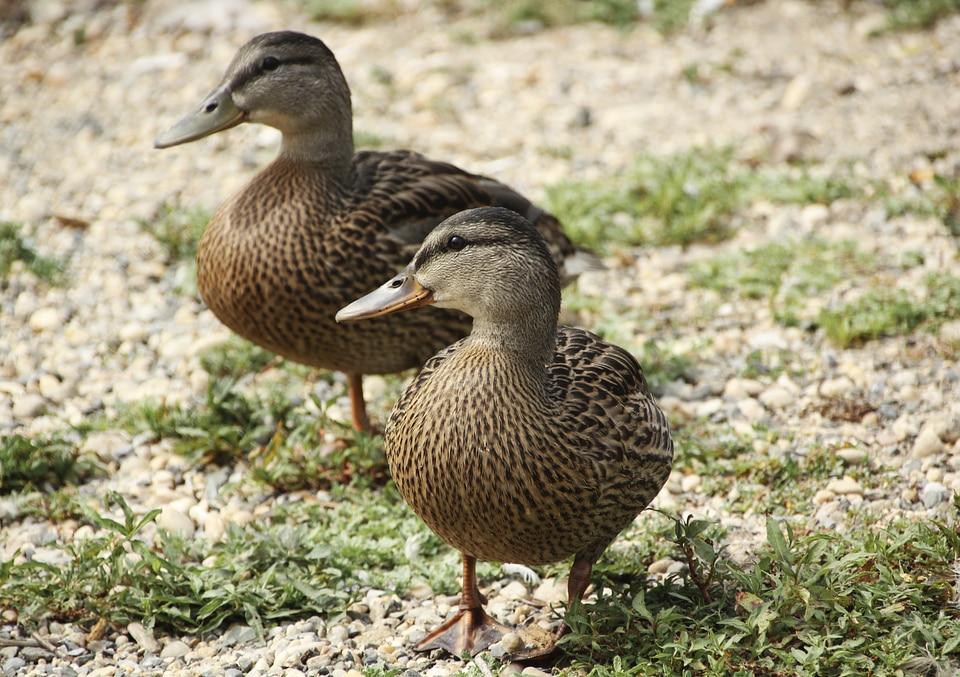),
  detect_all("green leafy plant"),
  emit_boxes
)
[559,509,960,676]
[0,492,438,635]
